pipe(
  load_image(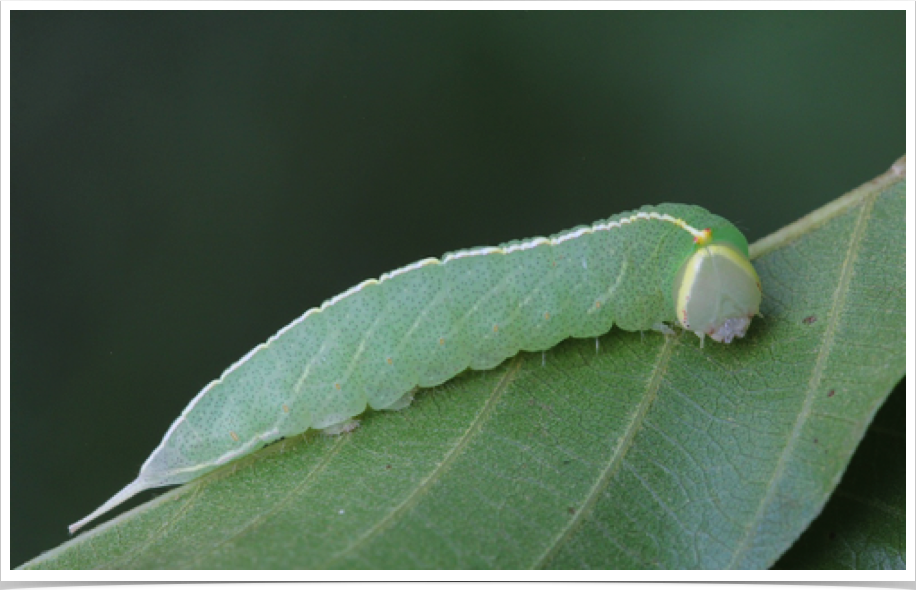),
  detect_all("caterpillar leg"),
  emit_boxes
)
[381,387,417,411]
[652,322,676,336]
[322,419,361,436]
